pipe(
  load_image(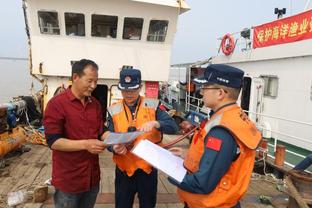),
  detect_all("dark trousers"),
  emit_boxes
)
[54,184,99,208]
[115,167,158,208]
